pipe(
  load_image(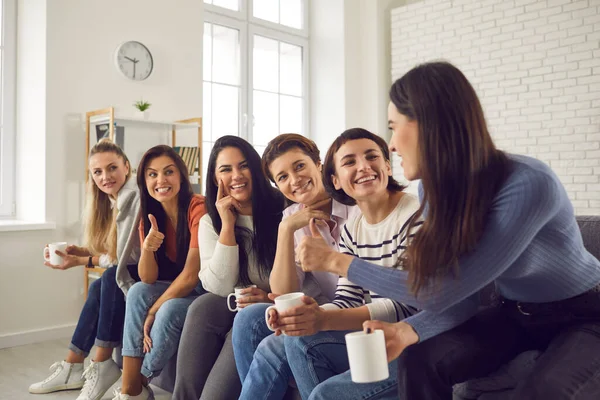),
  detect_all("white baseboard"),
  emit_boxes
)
[0,323,76,349]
